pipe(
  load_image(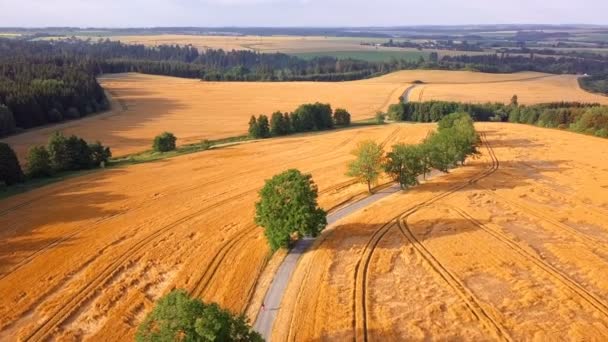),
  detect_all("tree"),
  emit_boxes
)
[347,140,384,193]
[153,132,177,152]
[65,135,92,170]
[0,142,24,185]
[89,141,112,166]
[26,146,52,178]
[255,169,327,251]
[248,115,260,138]
[257,115,270,138]
[0,105,16,136]
[136,289,262,342]
[385,144,424,189]
[333,108,351,126]
[270,111,290,136]
[375,111,386,124]
[48,131,70,171]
